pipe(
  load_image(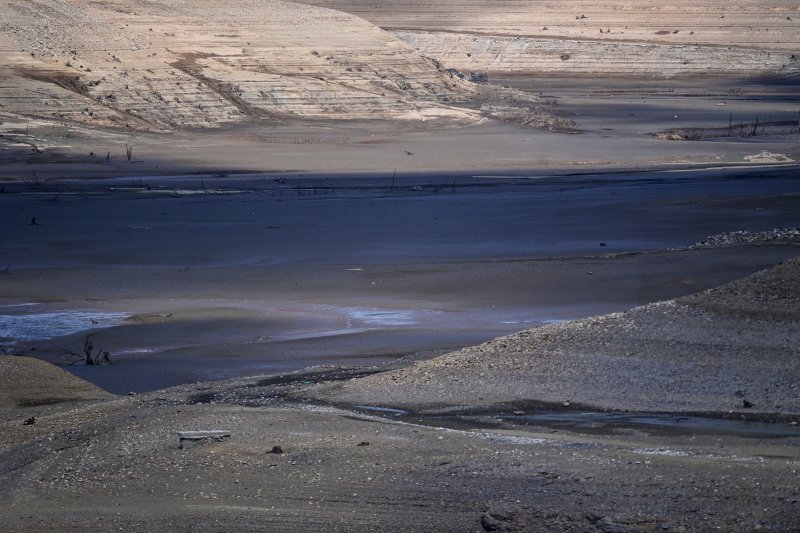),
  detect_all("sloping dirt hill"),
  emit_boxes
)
[0,356,114,411]
[0,0,503,130]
